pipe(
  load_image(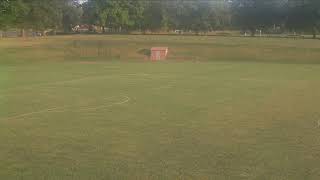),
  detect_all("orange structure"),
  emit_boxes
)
[150,47,168,61]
